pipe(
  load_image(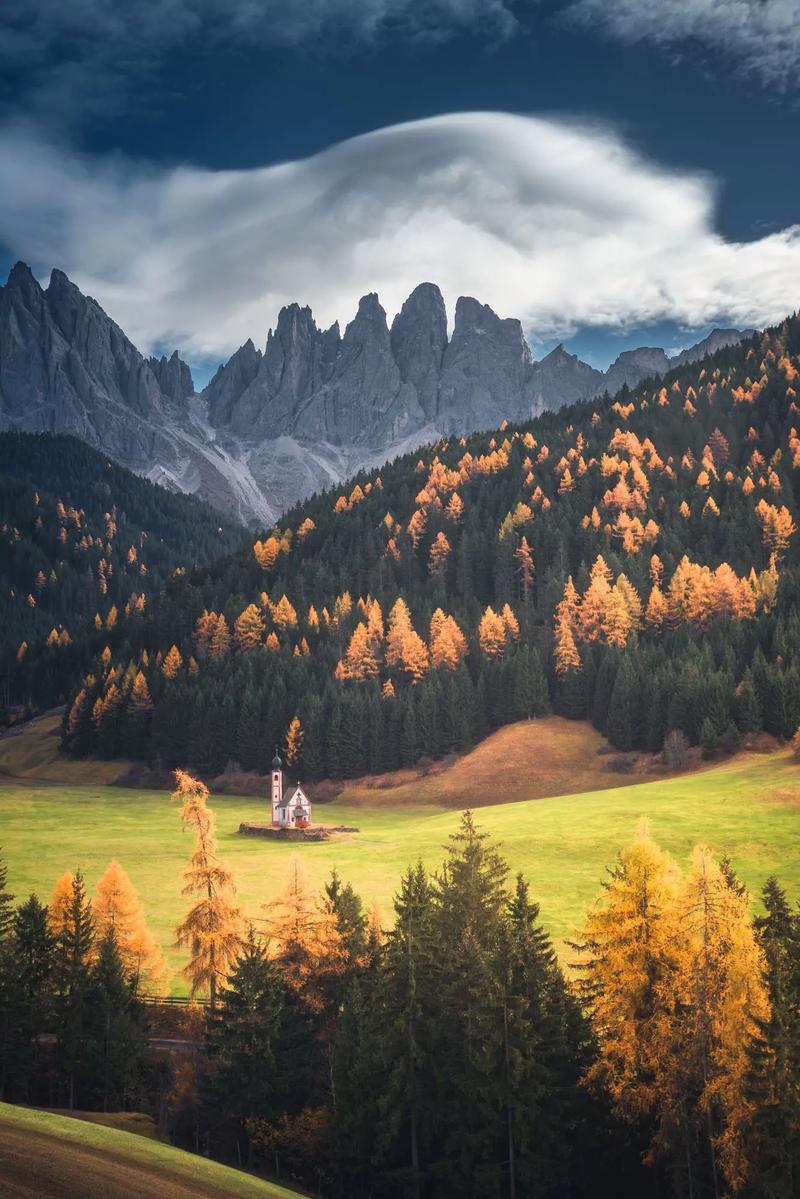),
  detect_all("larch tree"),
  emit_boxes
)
[285,716,304,766]
[478,606,508,658]
[92,860,168,991]
[665,846,770,1196]
[428,531,451,580]
[577,820,682,1129]
[234,603,266,652]
[172,771,243,1007]
[514,535,535,601]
